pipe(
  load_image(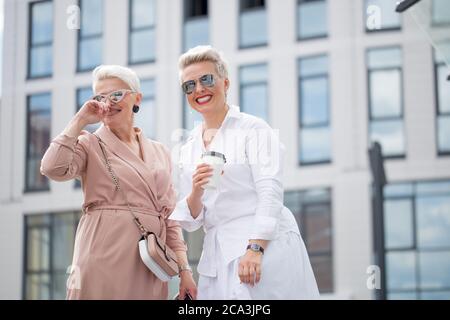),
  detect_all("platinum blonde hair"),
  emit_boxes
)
[92,65,141,93]
[178,45,229,83]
